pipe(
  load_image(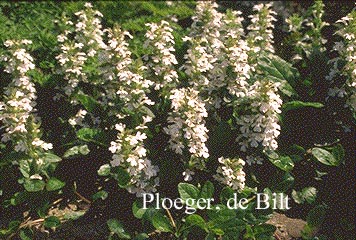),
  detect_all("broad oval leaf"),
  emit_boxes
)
[46,177,65,191]
[185,214,206,229]
[98,164,111,176]
[178,183,199,202]
[41,153,62,163]
[132,200,147,219]
[152,212,173,233]
[115,167,131,188]
[107,218,131,239]
[76,93,100,113]
[257,54,299,96]
[24,179,45,192]
[92,190,108,201]
[268,155,294,172]
[312,147,340,166]
[200,181,214,199]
